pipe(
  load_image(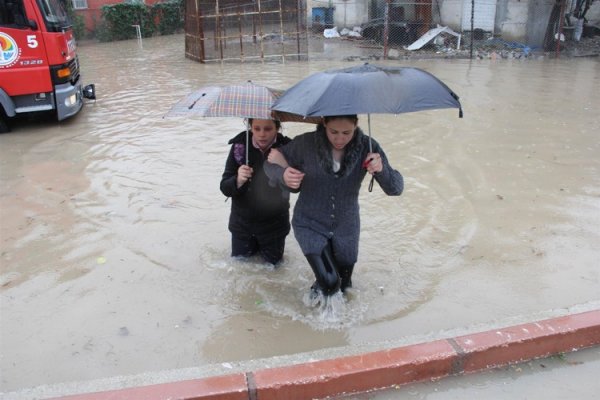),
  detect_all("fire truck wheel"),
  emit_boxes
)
[0,115,9,133]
